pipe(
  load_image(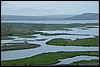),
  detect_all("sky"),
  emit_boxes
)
[1,1,99,16]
